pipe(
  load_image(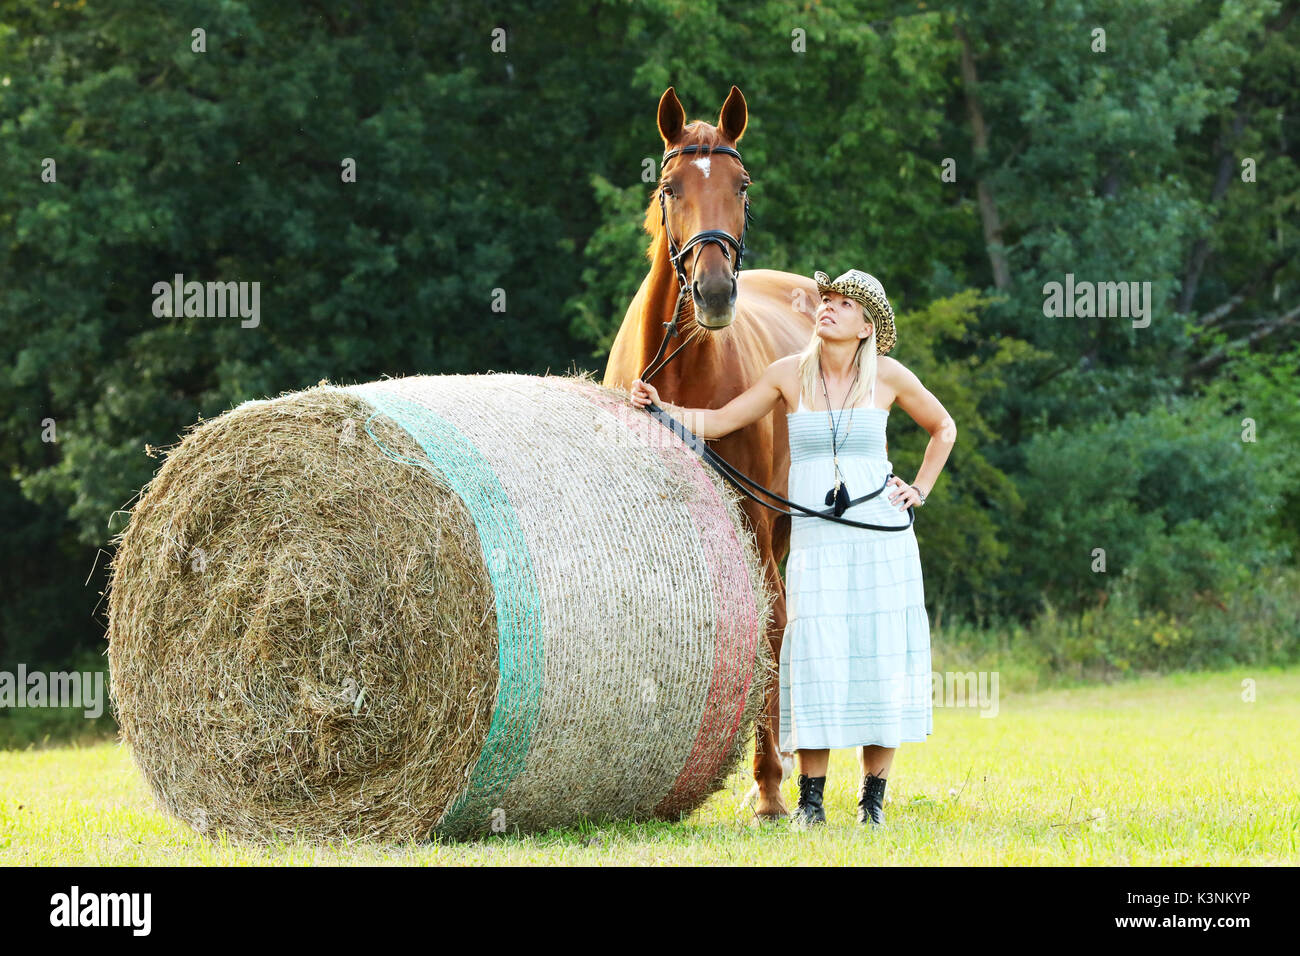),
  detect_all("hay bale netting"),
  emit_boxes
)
[106,371,775,843]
